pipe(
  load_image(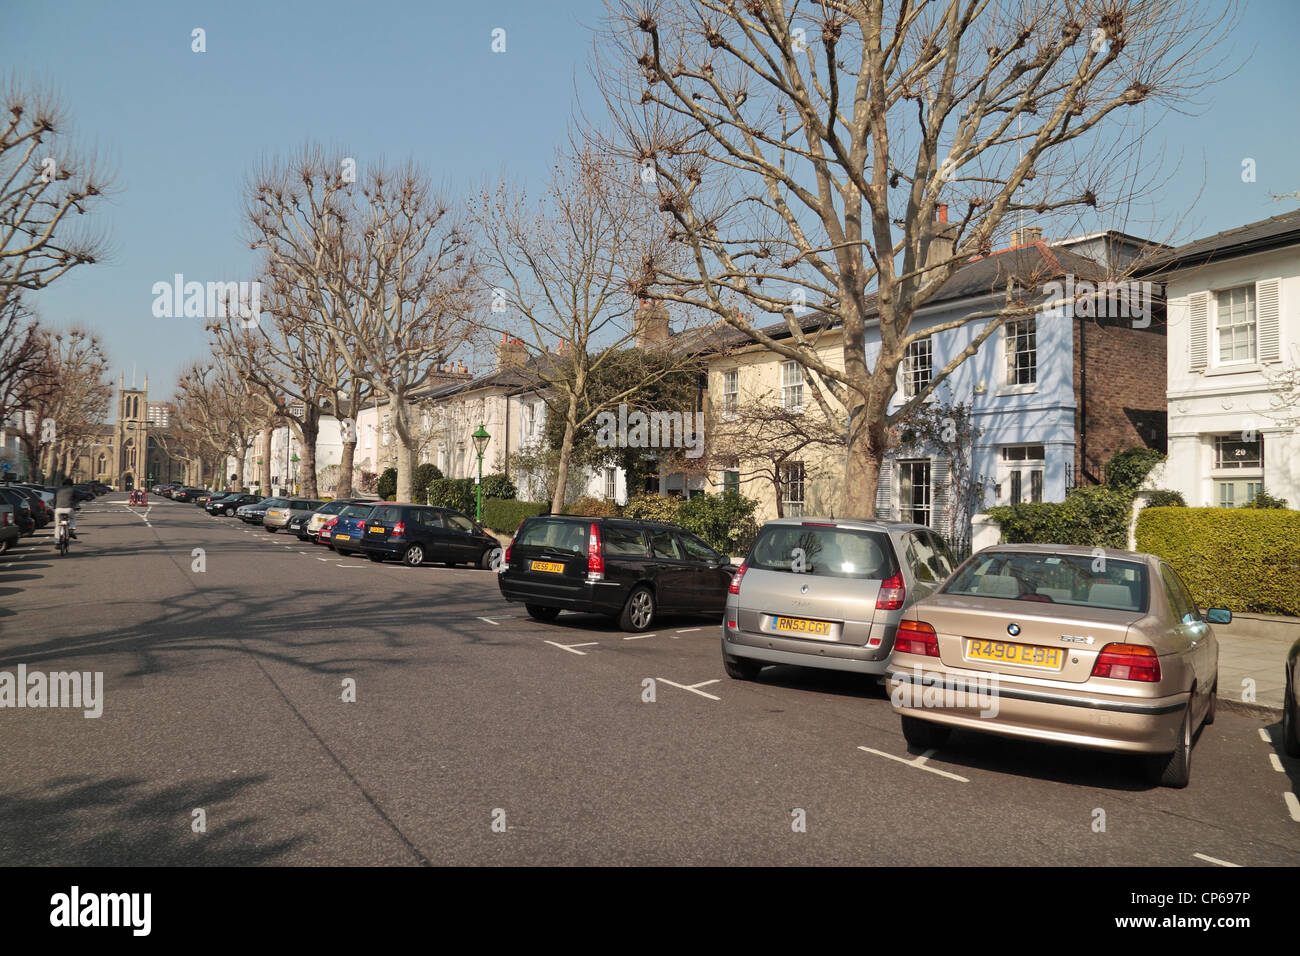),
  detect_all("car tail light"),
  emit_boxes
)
[894,619,939,657]
[2,513,10,526]
[728,561,748,595]
[392,521,405,537]
[876,571,905,610]
[504,522,522,565]
[1091,643,1161,682]
[587,522,604,581]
